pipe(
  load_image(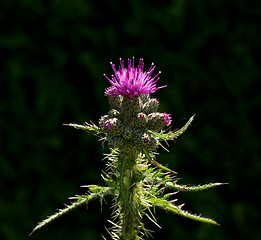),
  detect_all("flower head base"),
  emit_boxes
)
[104,58,166,99]
[101,118,123,136]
